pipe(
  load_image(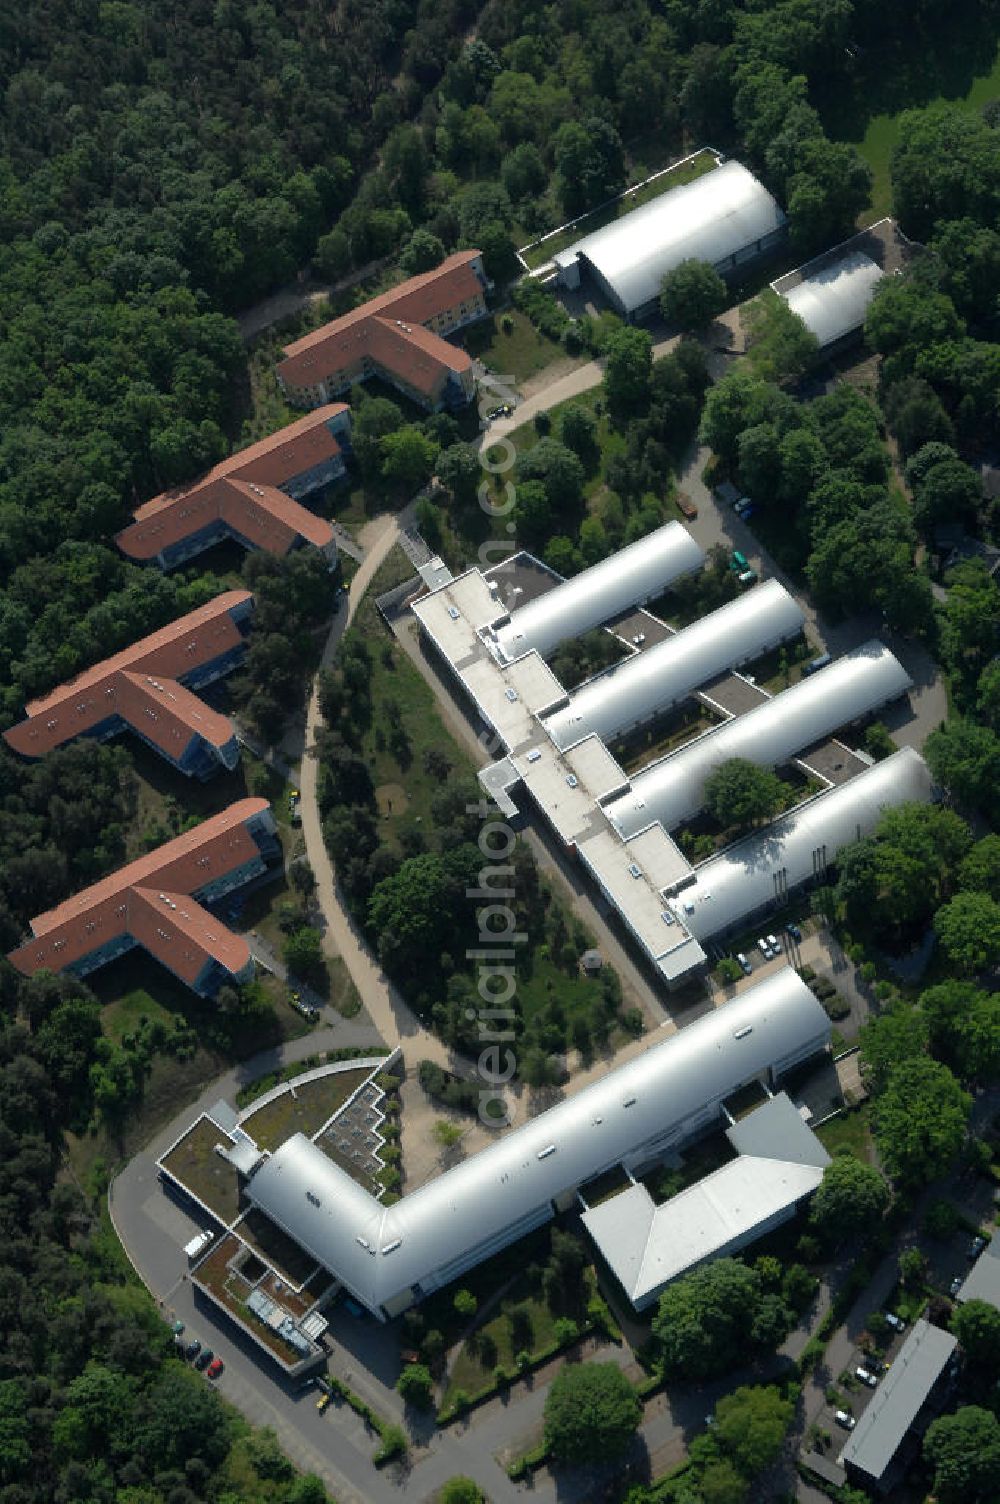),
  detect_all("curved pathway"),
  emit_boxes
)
[296,504,464,1073]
